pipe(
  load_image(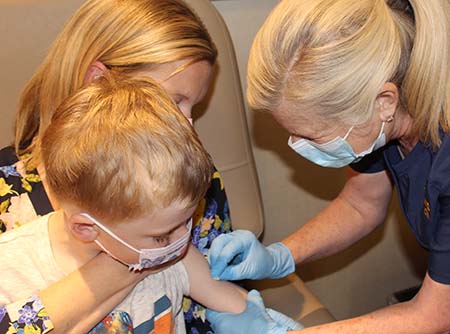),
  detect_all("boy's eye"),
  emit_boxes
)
[153,235,170,245]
